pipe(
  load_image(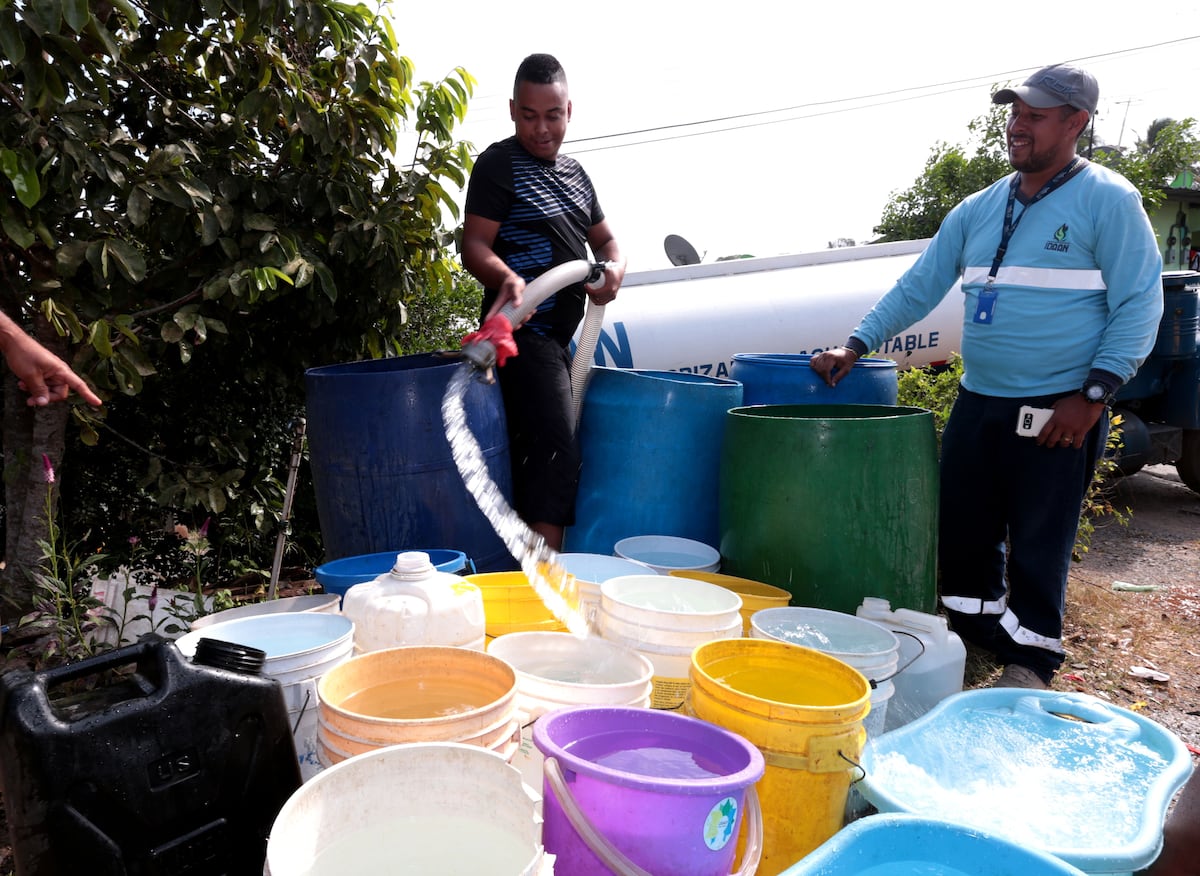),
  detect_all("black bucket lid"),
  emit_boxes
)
[191,637,267,675]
